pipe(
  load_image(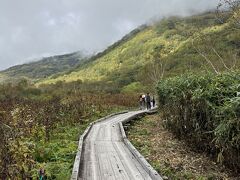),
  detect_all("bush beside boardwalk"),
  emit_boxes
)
[0,81,137,179]
[157,71,240,173]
